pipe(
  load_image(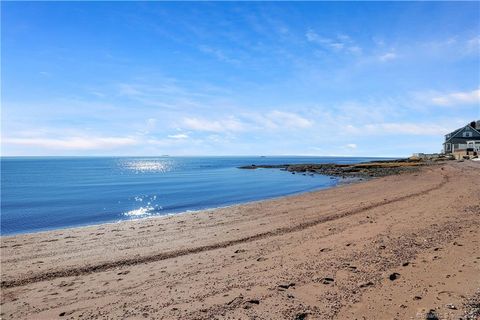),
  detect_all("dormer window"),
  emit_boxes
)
[463,132,473,137]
